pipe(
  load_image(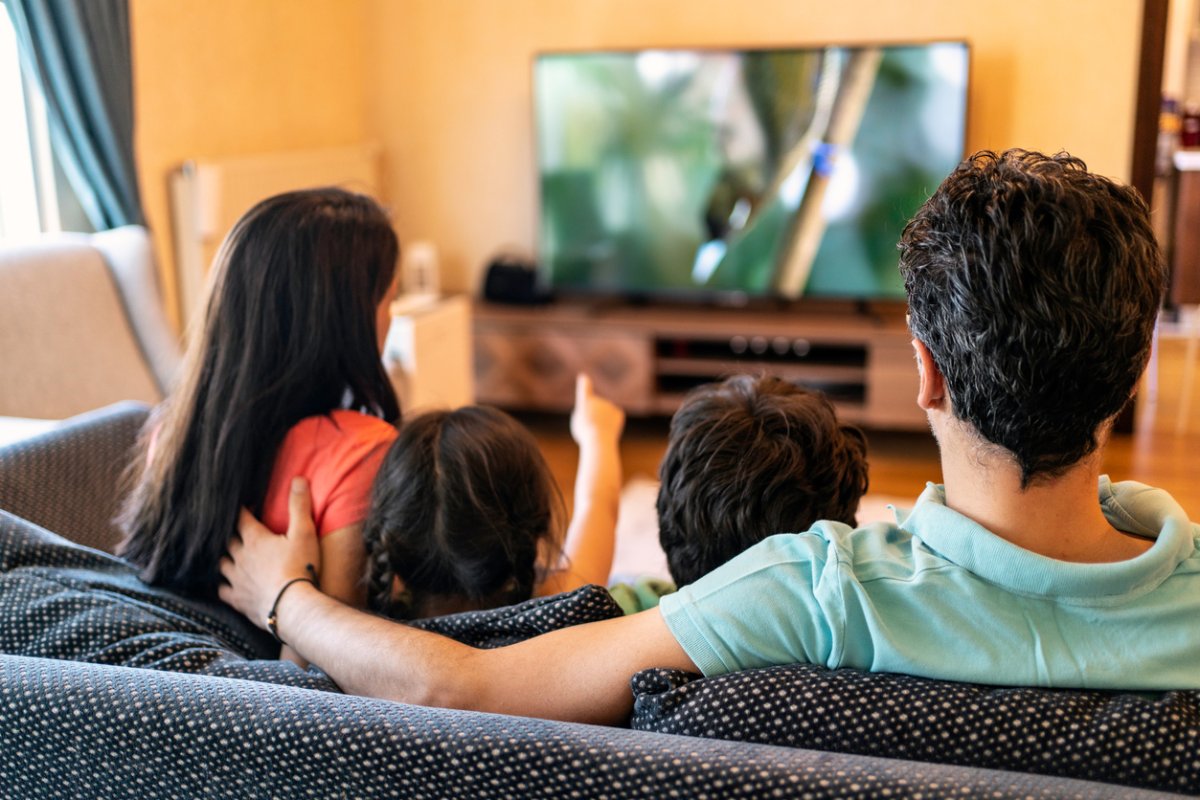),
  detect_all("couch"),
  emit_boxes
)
[0,225,180,424]
[0,406,1195,799]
